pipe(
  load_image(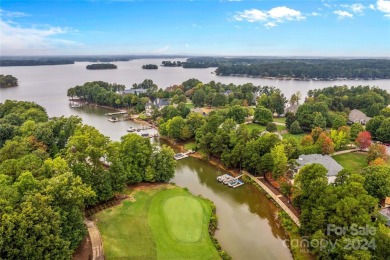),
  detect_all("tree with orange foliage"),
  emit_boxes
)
[367,143,388,163]
[369,158,386,166]
[355,131,372,150]
[316,132,335,154]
